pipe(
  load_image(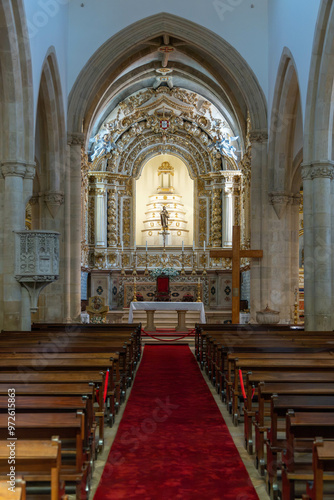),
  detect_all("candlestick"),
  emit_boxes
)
[193,240,195,251]
[203,241,206,251]
[196,279,201,302]
[182,240,184,251]
[180,250,185,275]
[144,250,149,275]
[133,277,137,302]
[146,241,148,251]
[192,247,196,275]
